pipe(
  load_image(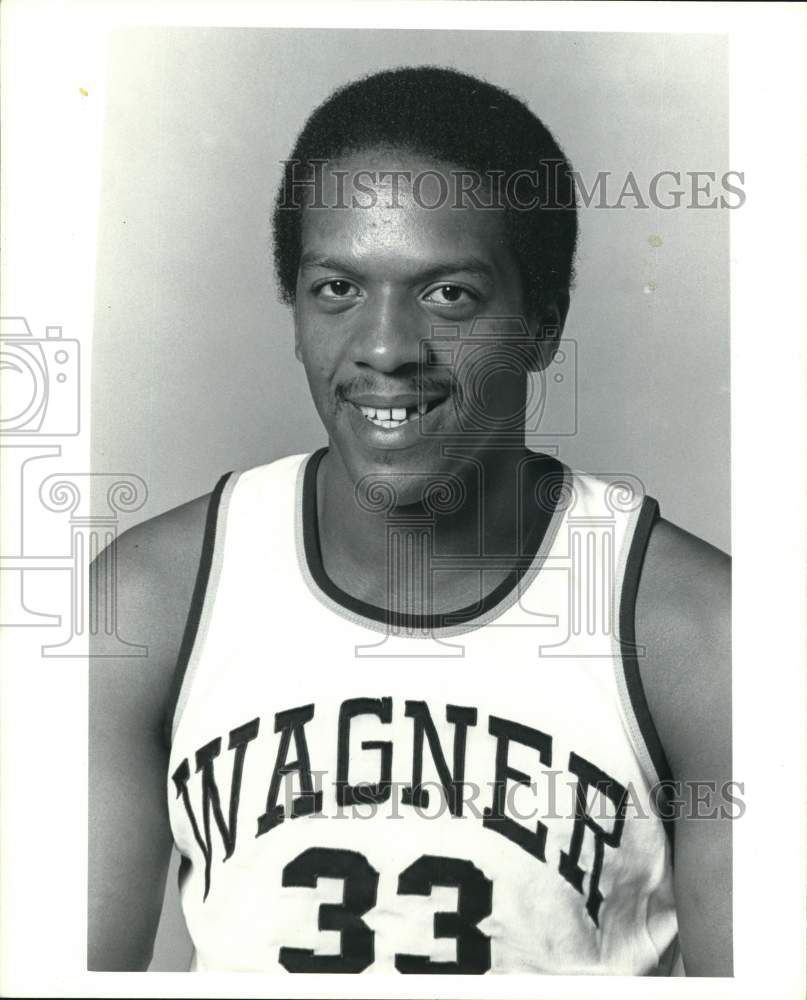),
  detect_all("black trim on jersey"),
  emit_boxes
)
[163,472,234,750]
[618,496,676,852]
[302,447,563,632]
